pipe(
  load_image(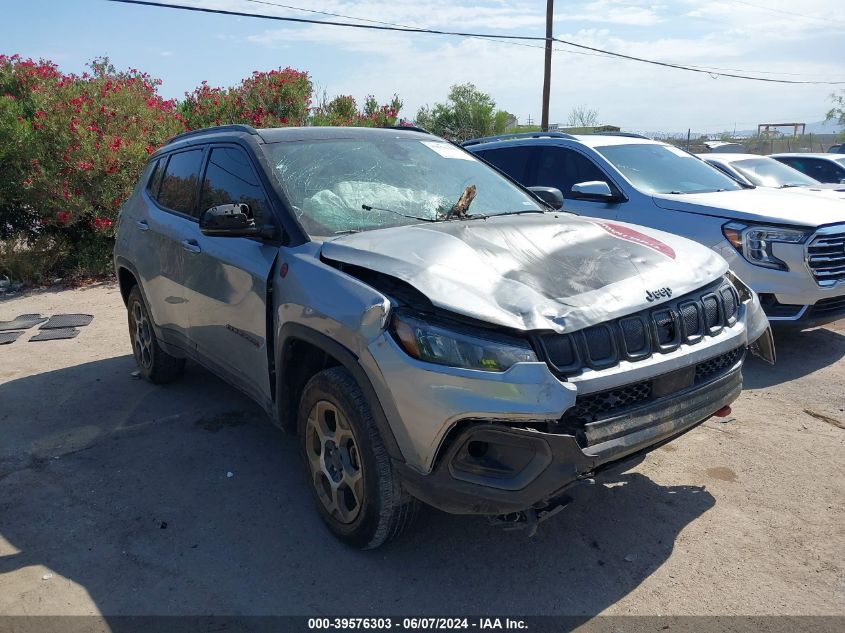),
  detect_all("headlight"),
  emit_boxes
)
[391,312,537,372]
[722,222,809,271]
